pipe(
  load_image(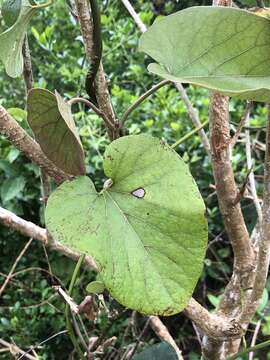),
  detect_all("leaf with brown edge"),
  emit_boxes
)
[27,88,85,176]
